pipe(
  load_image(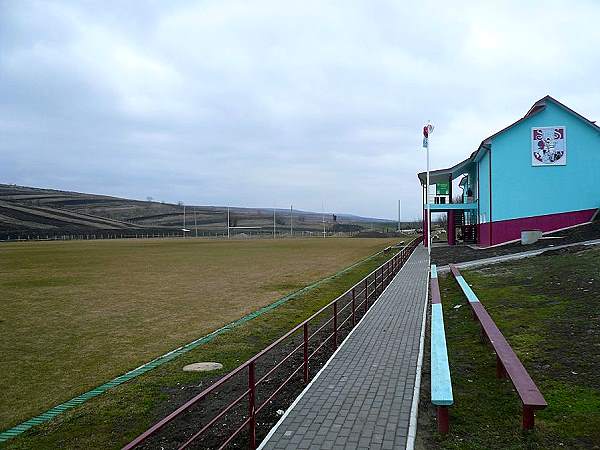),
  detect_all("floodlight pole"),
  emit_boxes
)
[290,204,293,237]
[194,210,197,237]
[183,204,186,237]
[273,208,276,239]
[227,207,230,239]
